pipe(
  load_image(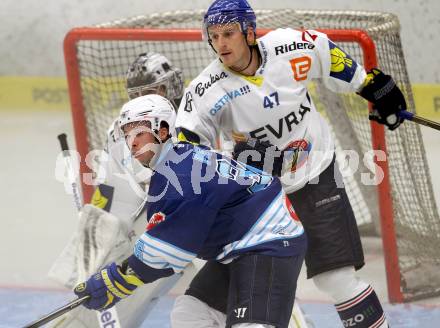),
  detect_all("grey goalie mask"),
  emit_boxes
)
[126,52,184,108]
